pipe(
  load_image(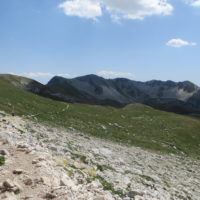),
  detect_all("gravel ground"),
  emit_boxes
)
[0,111,199,200]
